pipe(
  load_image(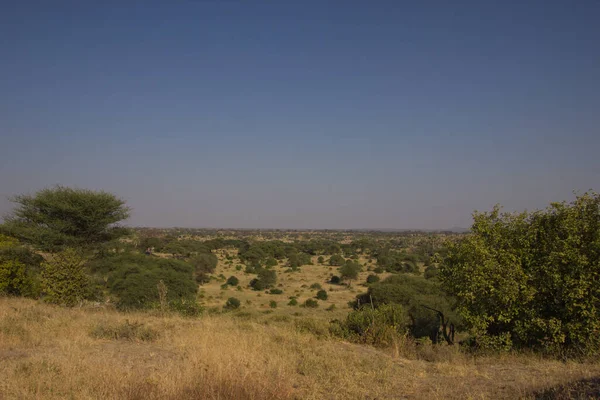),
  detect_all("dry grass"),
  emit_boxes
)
[1,297,599,399]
